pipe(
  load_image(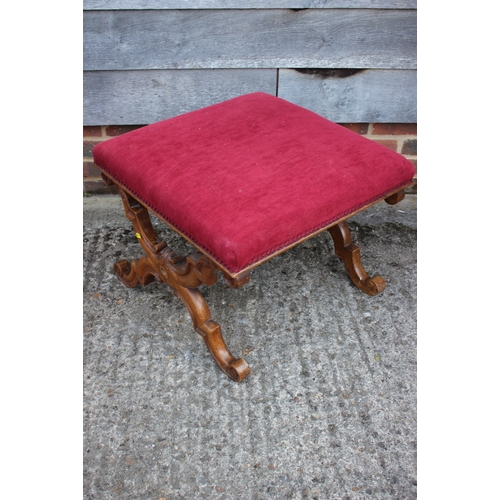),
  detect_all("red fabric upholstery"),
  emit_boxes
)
[93,92,415,274]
